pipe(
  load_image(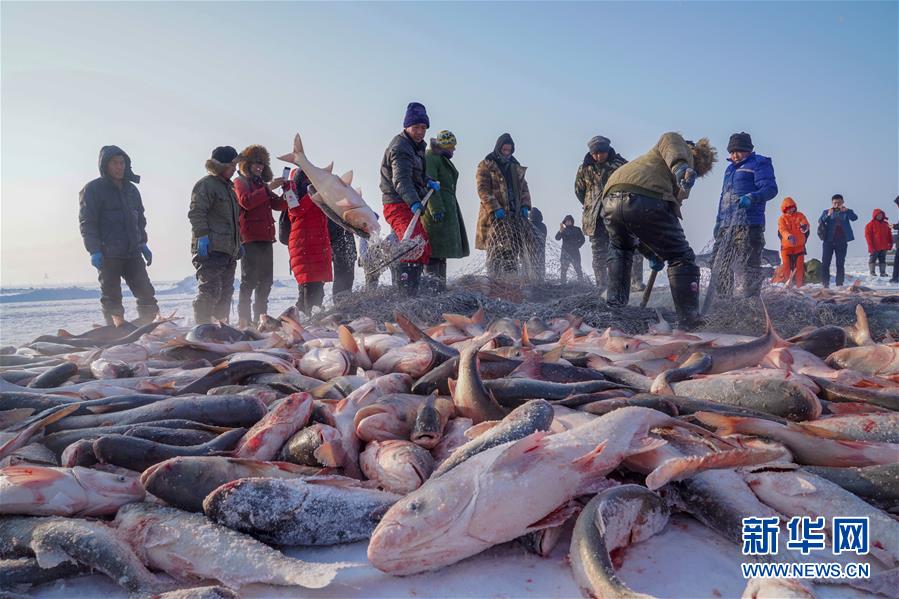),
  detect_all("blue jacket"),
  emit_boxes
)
[716,153,778,227]
[818,208,858,243]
